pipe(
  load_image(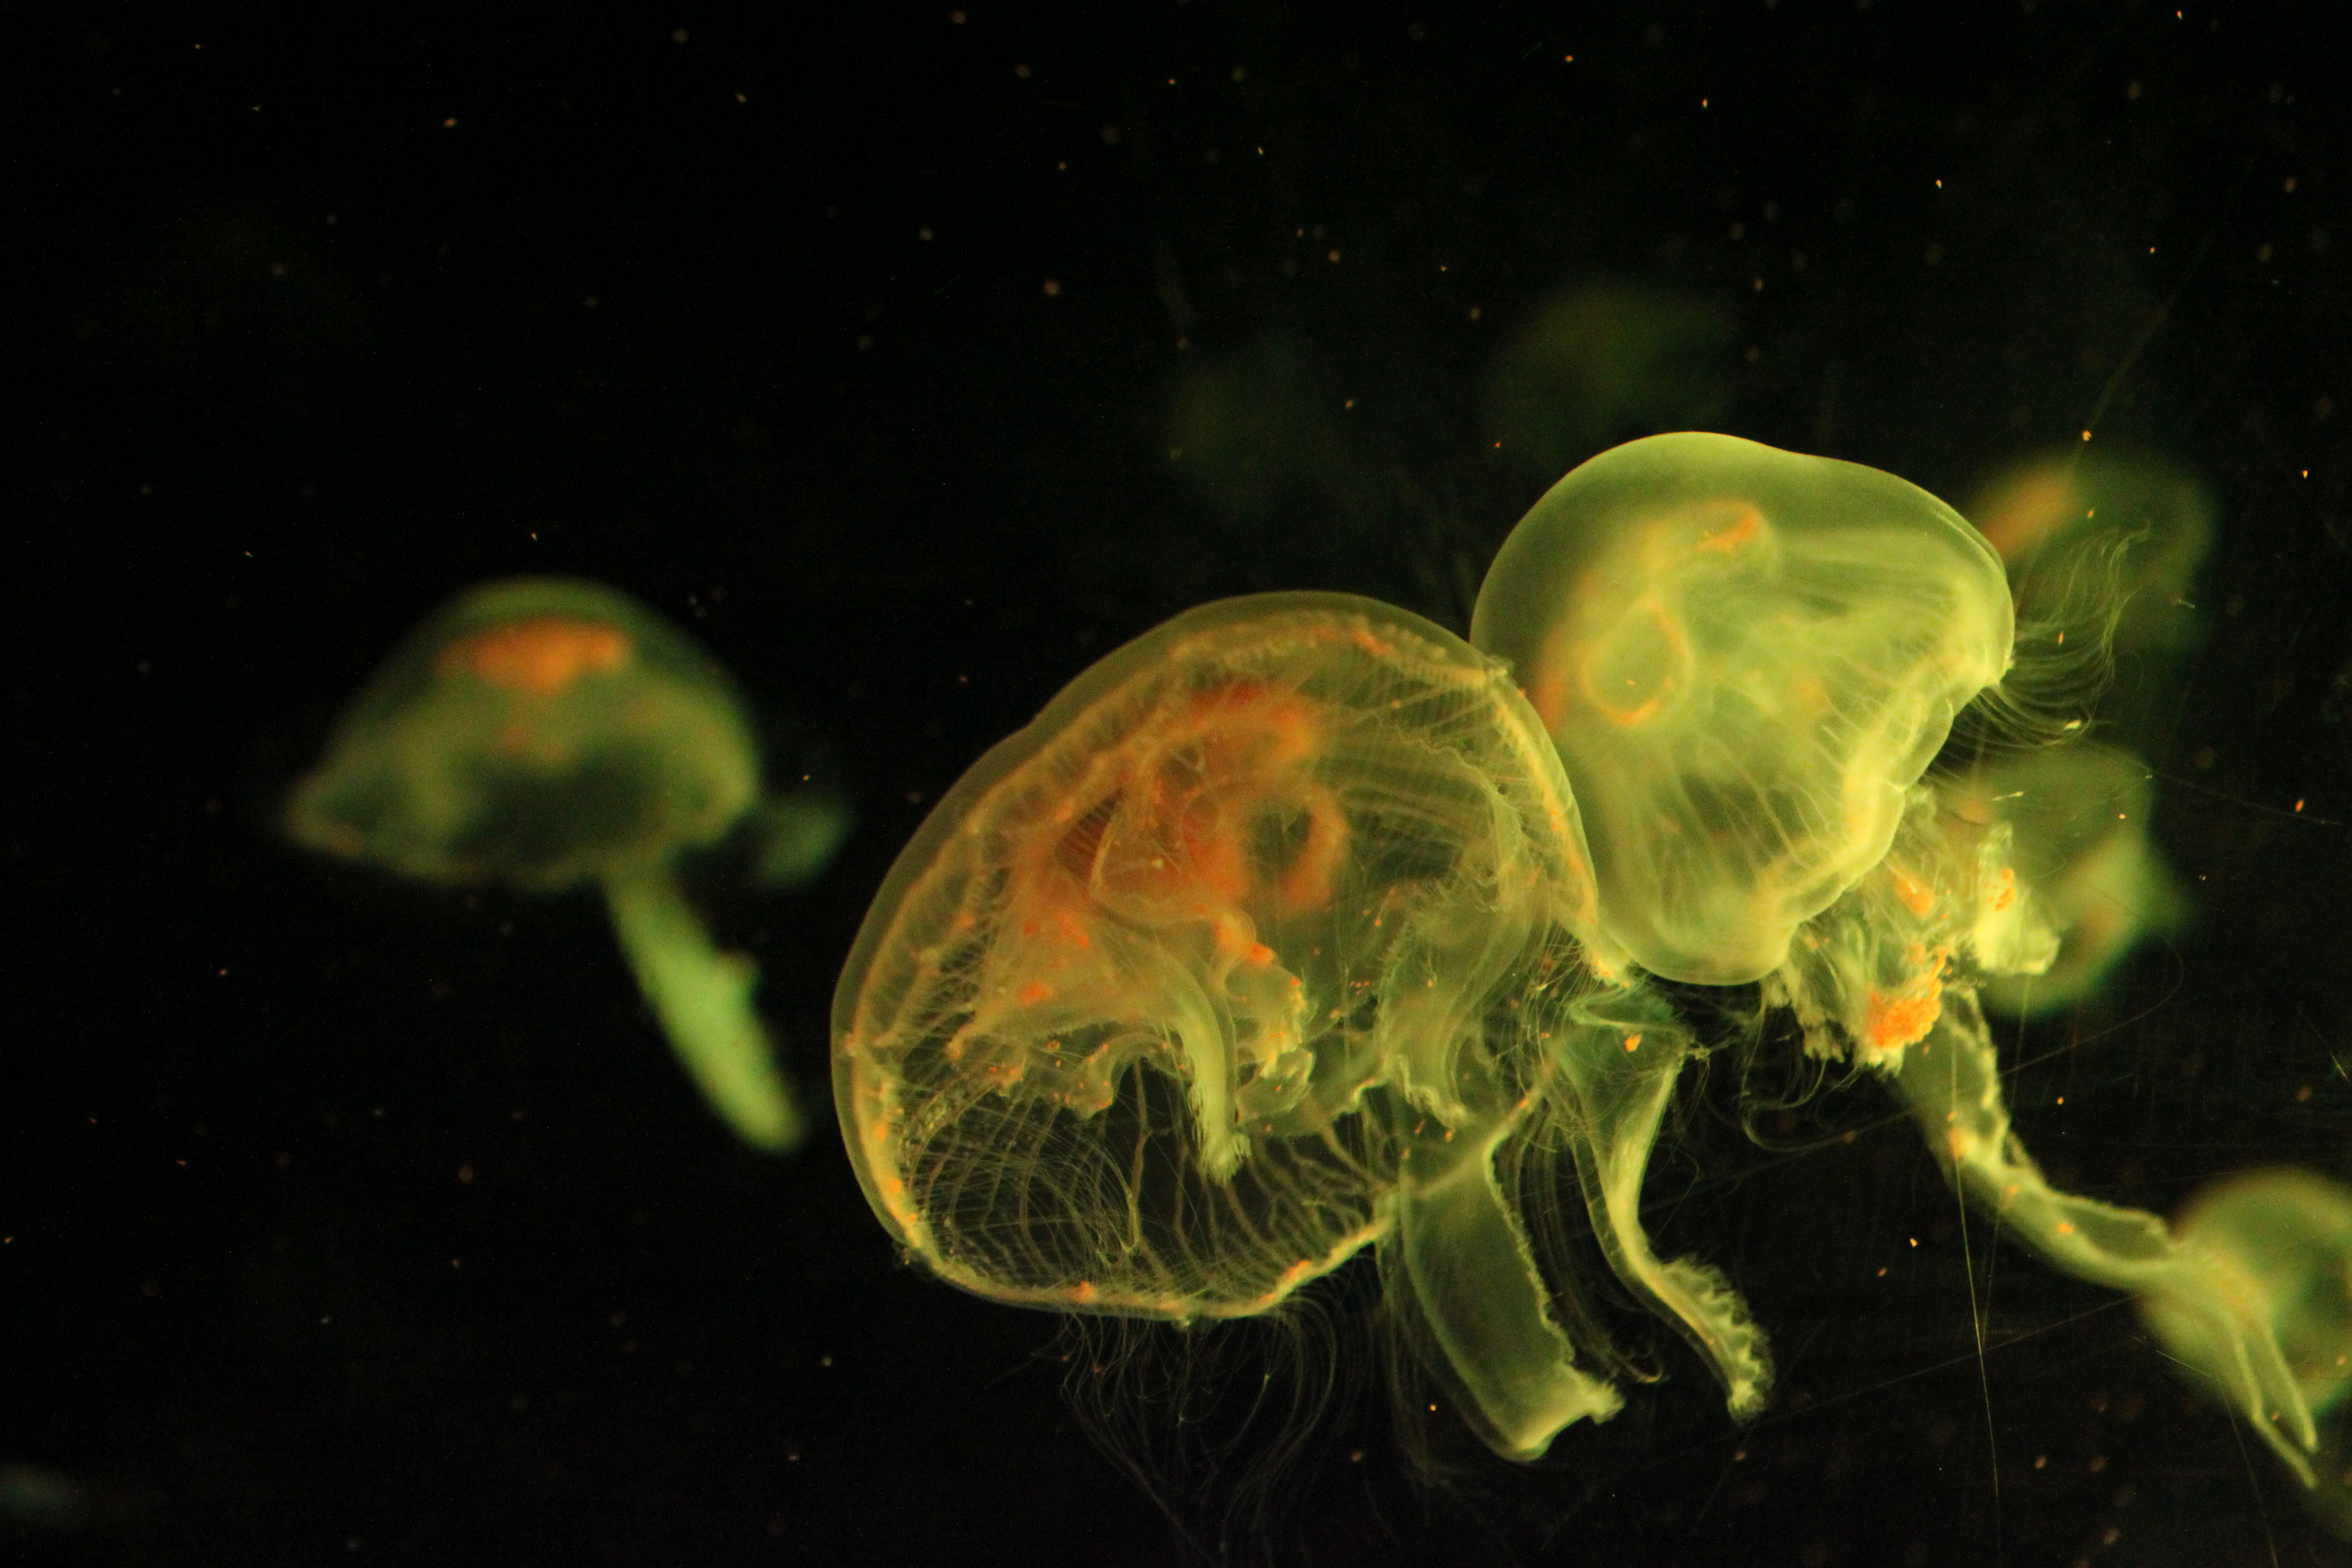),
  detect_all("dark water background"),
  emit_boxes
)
[8,1,2352,1563]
